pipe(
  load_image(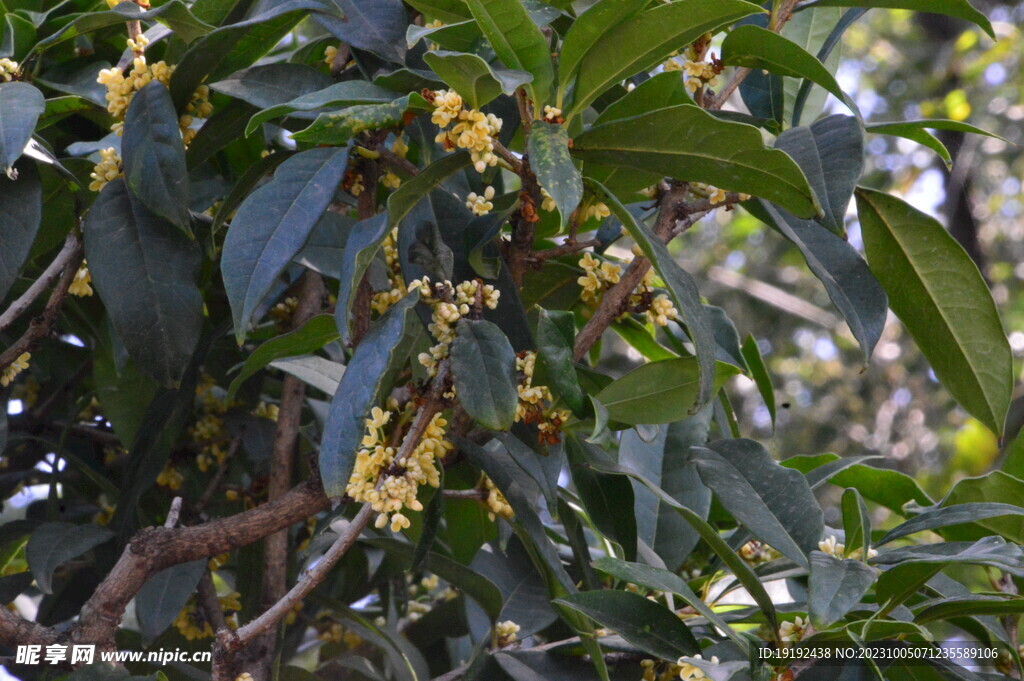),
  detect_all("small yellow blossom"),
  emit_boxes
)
[156,465,184,490]
[540,188,556,212]
[495,620,520,646]
[1,353,31,387]
[542,105,562,121]
[466,186,496,215]
[779,615,806,643]
[678,654,719,681]
[235,674,253,681]
[253,401,279,422]
[69,262,93,297]
[89,147,122,192]
[482,475,513,520]
[323,45,338,66]
[0,58,20,81]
